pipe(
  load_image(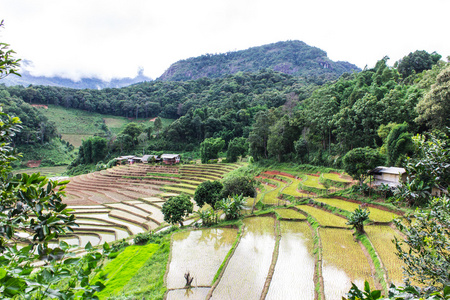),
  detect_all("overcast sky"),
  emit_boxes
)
[1,0,448,81]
